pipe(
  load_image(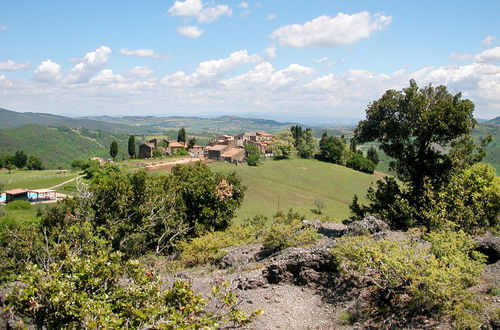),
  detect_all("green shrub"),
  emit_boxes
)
[332,230,486,328]
[178,224,262,266]
[346,153,375,174]
[263,210,320,252]
[423,163,500,234]
[5,200,32,211]
[6,249,261,328]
